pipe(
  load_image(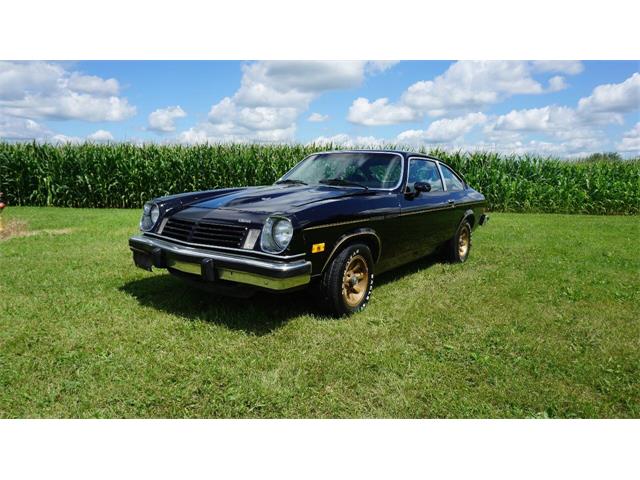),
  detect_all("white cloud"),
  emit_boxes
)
[178,123,296,144]
[311,131,605,157]
[366,61,400,74]
[485,73,640,148]
[403,61,544,112]
[0,113,88,143]
[2,94,135,122]
[209,99,298,131]
[87,129,114,142]
[228,61,376,112]
[487,106,606,149]
[531,61,584,75]
[577,72,640,116]
[0,115,52,140]
[180,61,391,143]
[466,73,637,156]
[50,134,83,144]
[347,61,588,126]
[493,105,578,132]
[398,112,487,143]
[347,97,417,126]
[397,72,638,156]
[617,123,640,152]
[148,105,187,133]
[441,136,605,158]
[310,133,386,147]
[67,73,120,96]
[348,61,553,125]
[0,61,135,122]
[242,61,368,96]
[307,112,329,122]
[0,61,62,100]
[547,76,568,92]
